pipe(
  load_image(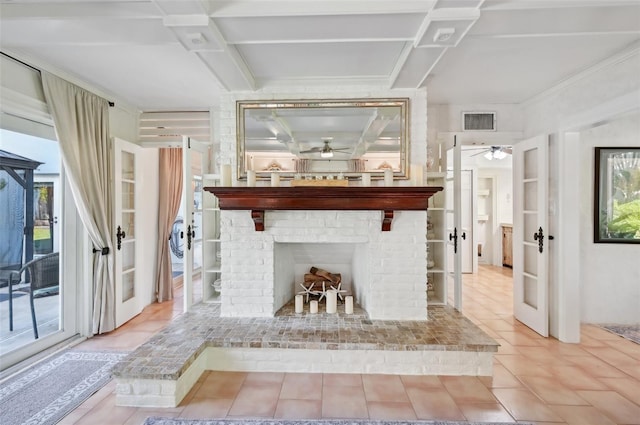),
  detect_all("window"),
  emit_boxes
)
[594,147,640,243]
